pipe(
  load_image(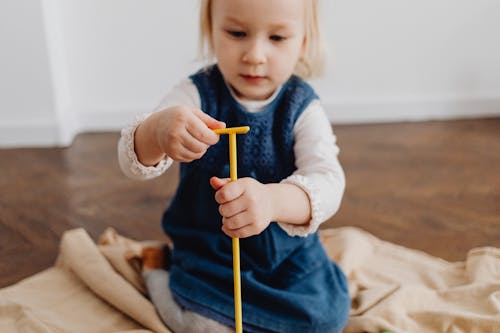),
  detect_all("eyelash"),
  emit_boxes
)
[270,35,286,42]
[227,30,246,38]
[226,30,287,42]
